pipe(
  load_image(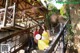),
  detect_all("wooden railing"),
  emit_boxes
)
[44,20,69,53]
[0,0,16,27]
